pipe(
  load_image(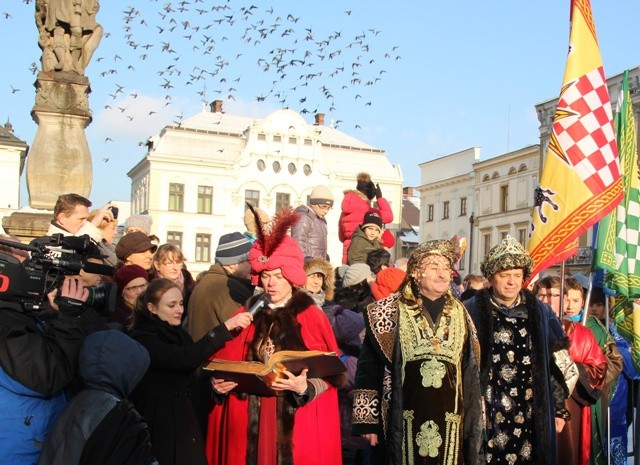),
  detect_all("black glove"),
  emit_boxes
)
[365,181,376,200]
[375,183,383,199]
[56,296,87,317]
